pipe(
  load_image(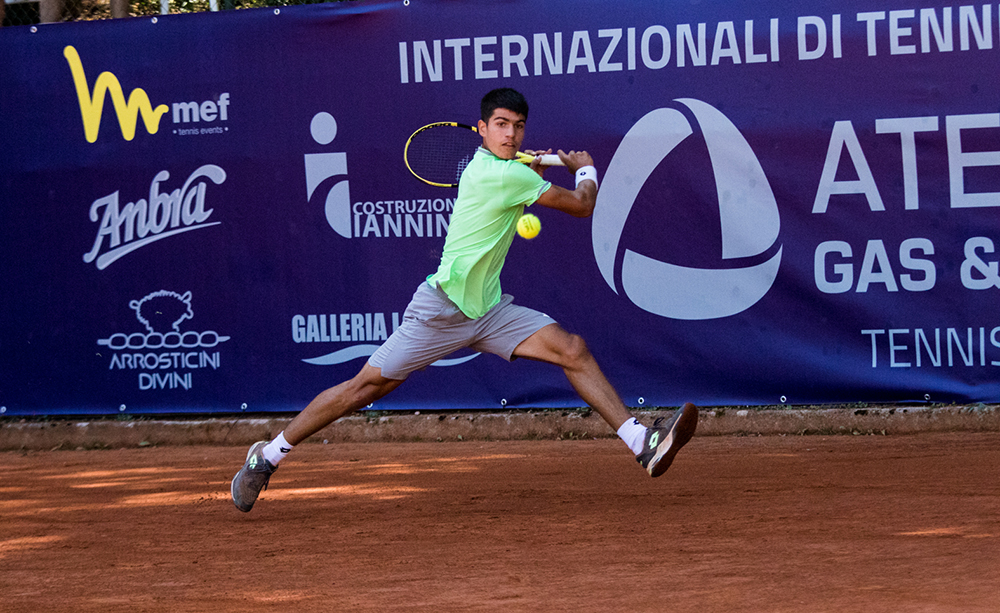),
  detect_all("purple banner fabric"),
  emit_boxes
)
[2,0,998,415]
